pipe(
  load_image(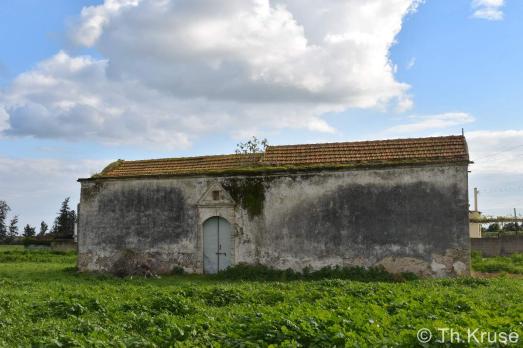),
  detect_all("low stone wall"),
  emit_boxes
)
[24,240,77,252]
[51,240,77,253]
[471,236,523,257]
[25,244,51,250]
